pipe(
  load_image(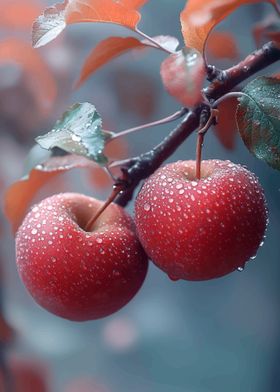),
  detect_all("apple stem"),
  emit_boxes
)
[195,133,204,180]
[85,185,124,232]
[195,109,219,179]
